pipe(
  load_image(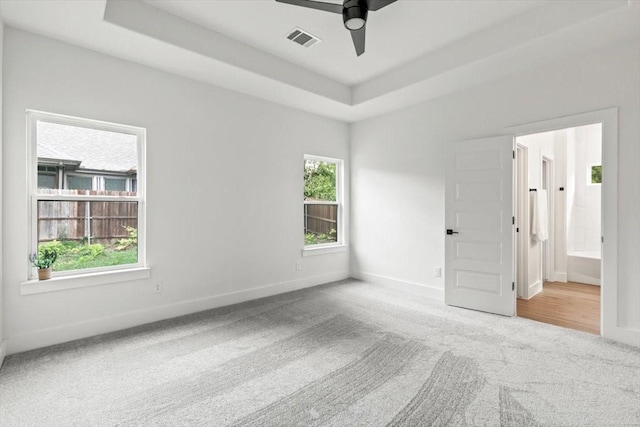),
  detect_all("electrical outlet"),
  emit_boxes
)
[434,267,442,278]
[153,281,163,293]
[296,261,302,271]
